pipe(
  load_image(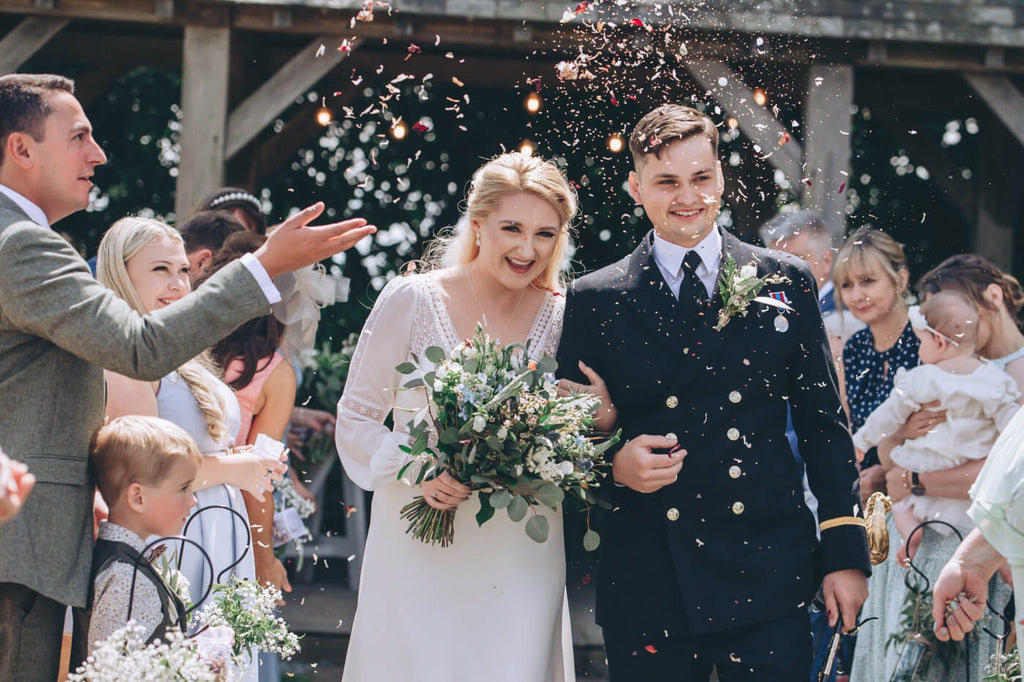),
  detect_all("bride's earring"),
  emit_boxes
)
[475,231,481,247]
